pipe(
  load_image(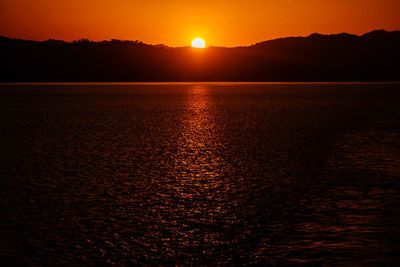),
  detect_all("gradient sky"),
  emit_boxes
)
[1,0,399,47]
